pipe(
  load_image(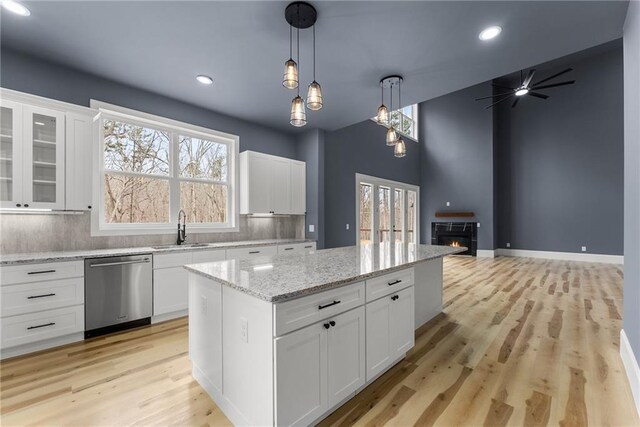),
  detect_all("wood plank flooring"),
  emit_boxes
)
[1,256,639,426]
